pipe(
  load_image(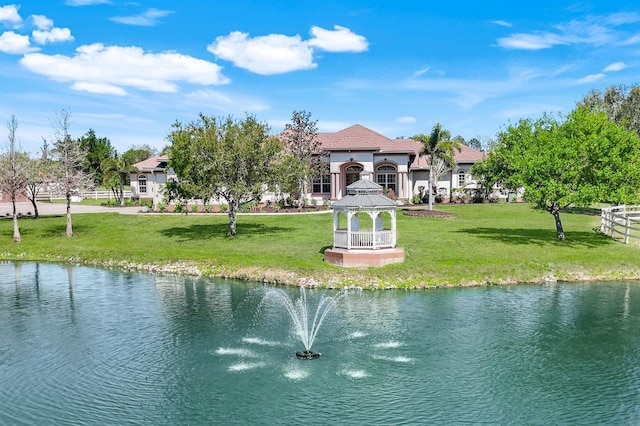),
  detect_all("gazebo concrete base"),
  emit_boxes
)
[324,247,405,267]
